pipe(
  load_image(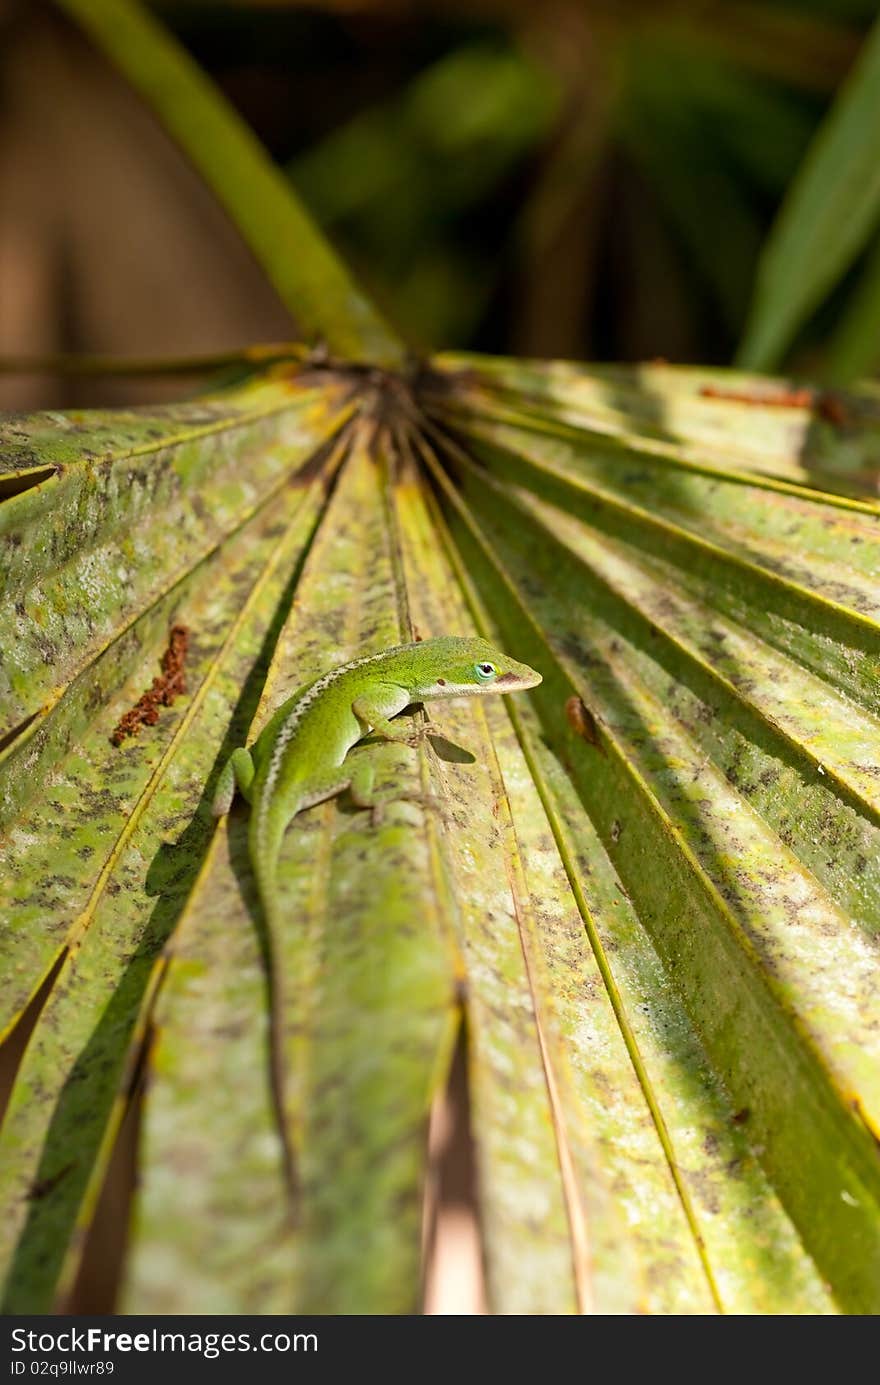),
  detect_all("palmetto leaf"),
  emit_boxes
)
[3,0,880,1320]
[1,352,879,1314]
